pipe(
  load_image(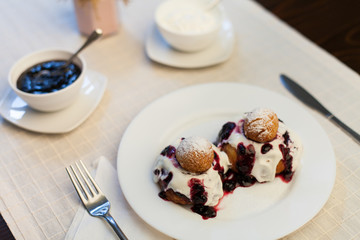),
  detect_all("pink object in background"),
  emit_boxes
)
[73,0,119,36]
